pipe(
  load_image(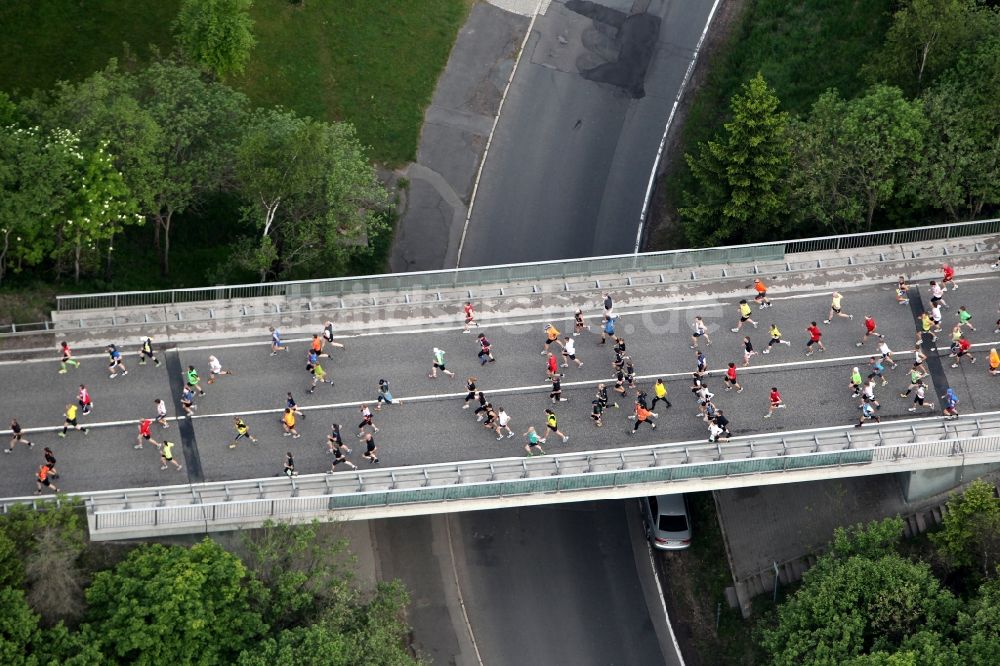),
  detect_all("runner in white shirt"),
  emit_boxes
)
[690,316,712,349]
[495,408,515,439]
[207,355,233,384]
[929,281,949,309]
[930,303,943,332]
[561,336,583,368]
[154,398,169,429]
[876,336,898,369]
